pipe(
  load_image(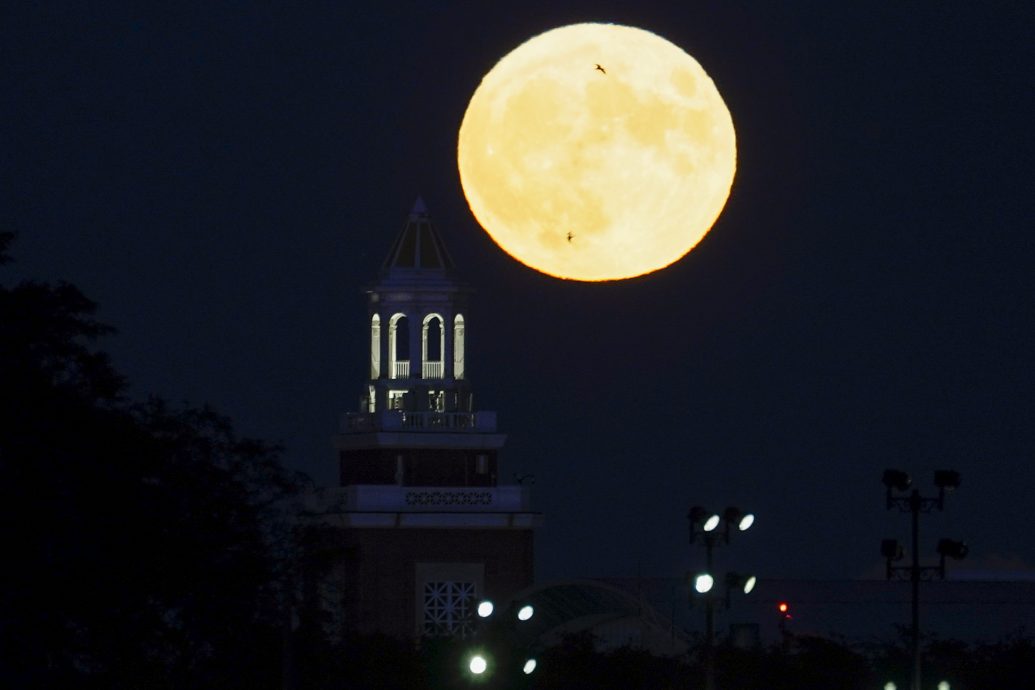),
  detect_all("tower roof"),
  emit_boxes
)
[380,197,456,275]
